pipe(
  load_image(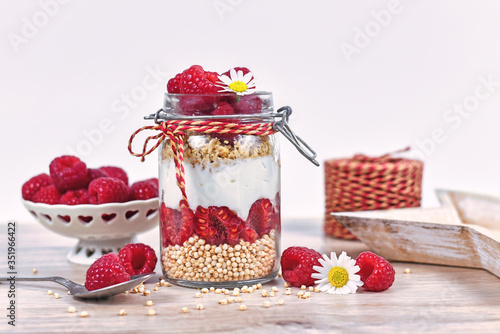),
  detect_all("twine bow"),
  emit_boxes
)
[128,119,276,207]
